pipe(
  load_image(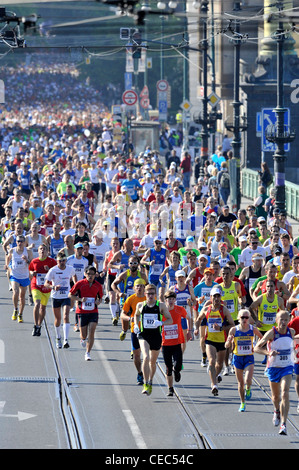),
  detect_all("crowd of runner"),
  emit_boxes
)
[1,62,299,438]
